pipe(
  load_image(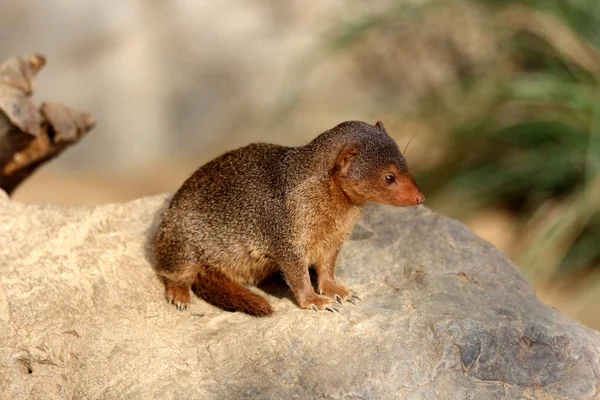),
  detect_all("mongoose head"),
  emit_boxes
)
[330,121,424,207]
